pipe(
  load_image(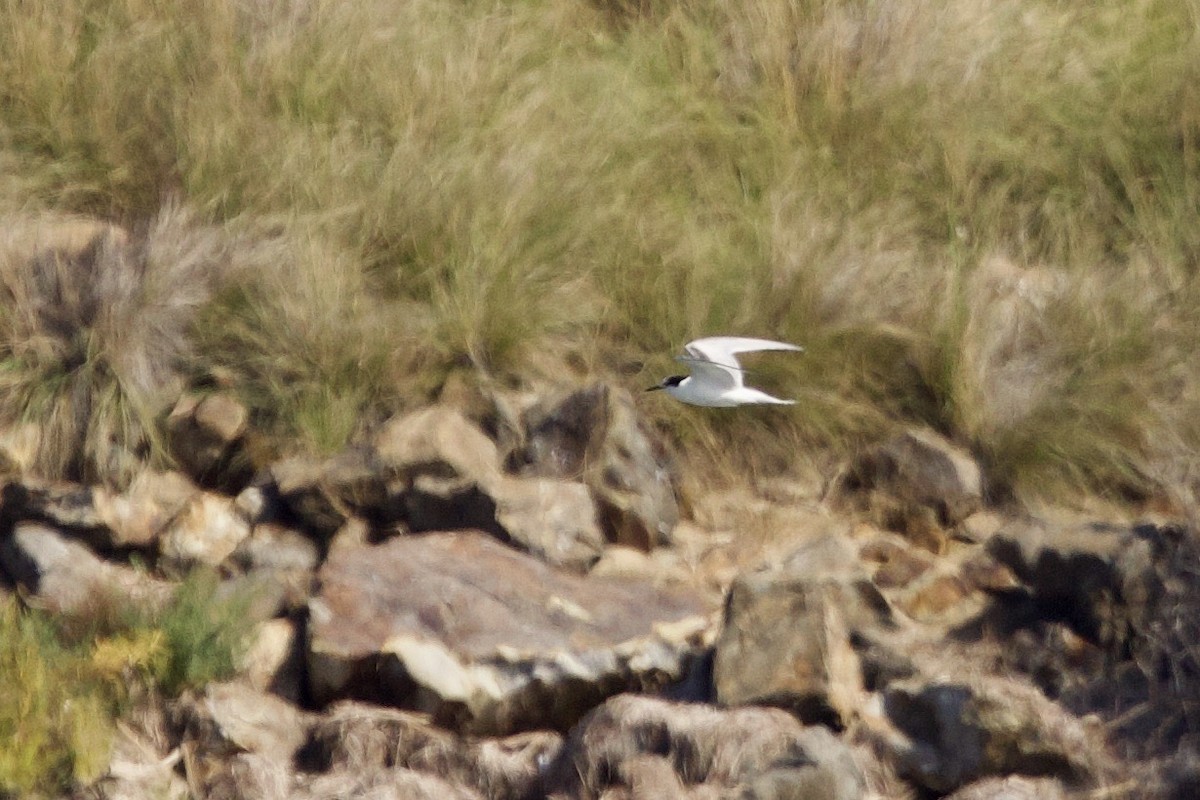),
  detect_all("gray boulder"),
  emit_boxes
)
[510,384,678,550]
[881,674,1095,793]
